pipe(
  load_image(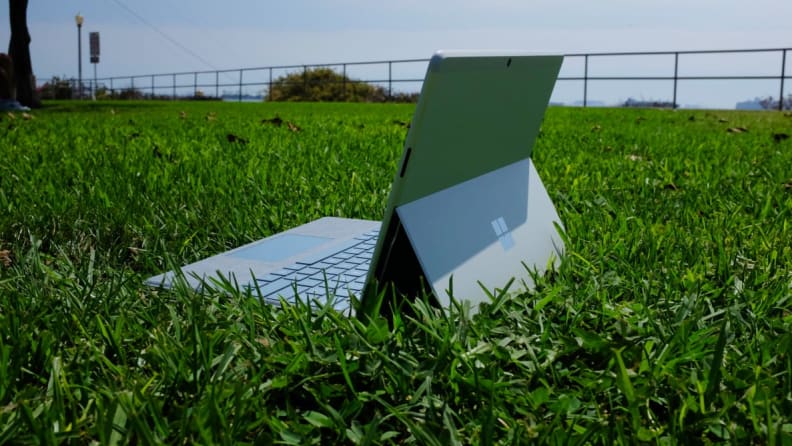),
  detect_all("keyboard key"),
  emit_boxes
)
[333,260,356,270]
[254,278,294,297]
[268,268,293,277]
[277,289,298,304]
[250,230,379,309]
[256,274,278,284]
[333,298,351,312]
[305,286,326,299]
[325,266,346,276]
[296,237,362,266]
[300,277,322,288]
[333,252,354,260]
[346,256,368,266]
